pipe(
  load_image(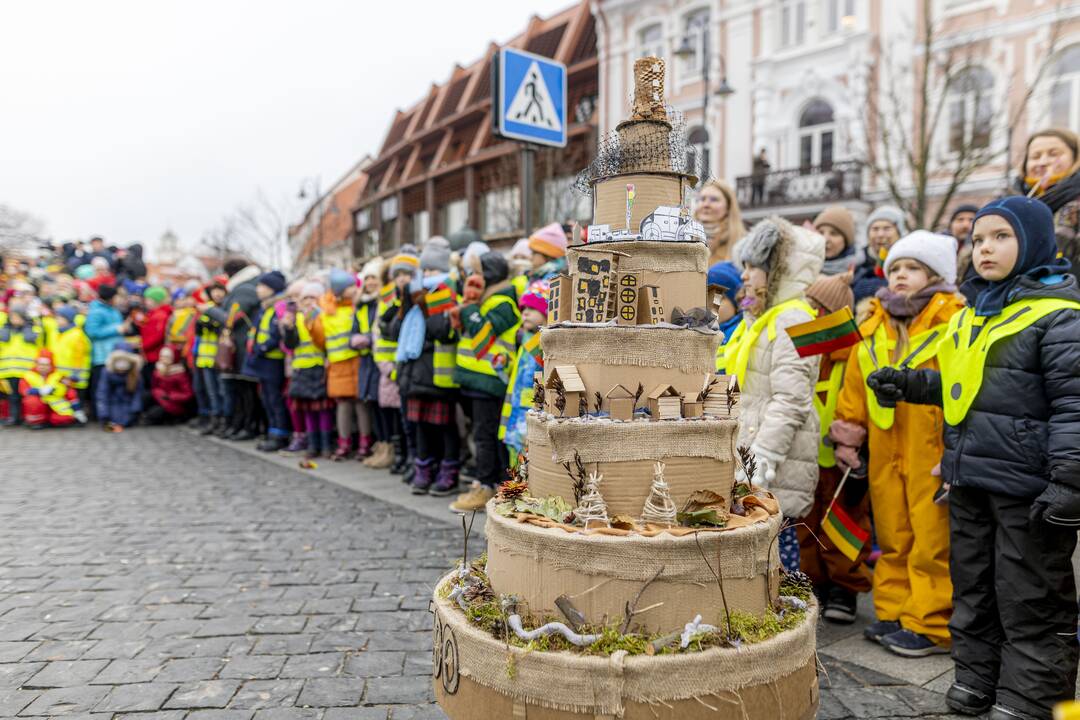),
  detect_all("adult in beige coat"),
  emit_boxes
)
[729,217,825,527]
